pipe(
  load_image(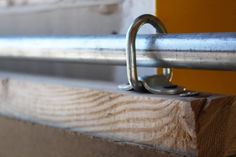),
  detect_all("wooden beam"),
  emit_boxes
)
[224,99,236,157]
[0,72,235,157]
[0,116,180,157]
